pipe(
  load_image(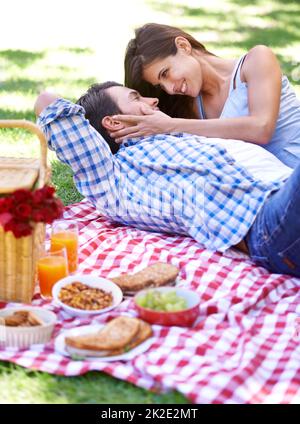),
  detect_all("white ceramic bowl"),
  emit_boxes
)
[0,307,57,348]
[52,275,123,317]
